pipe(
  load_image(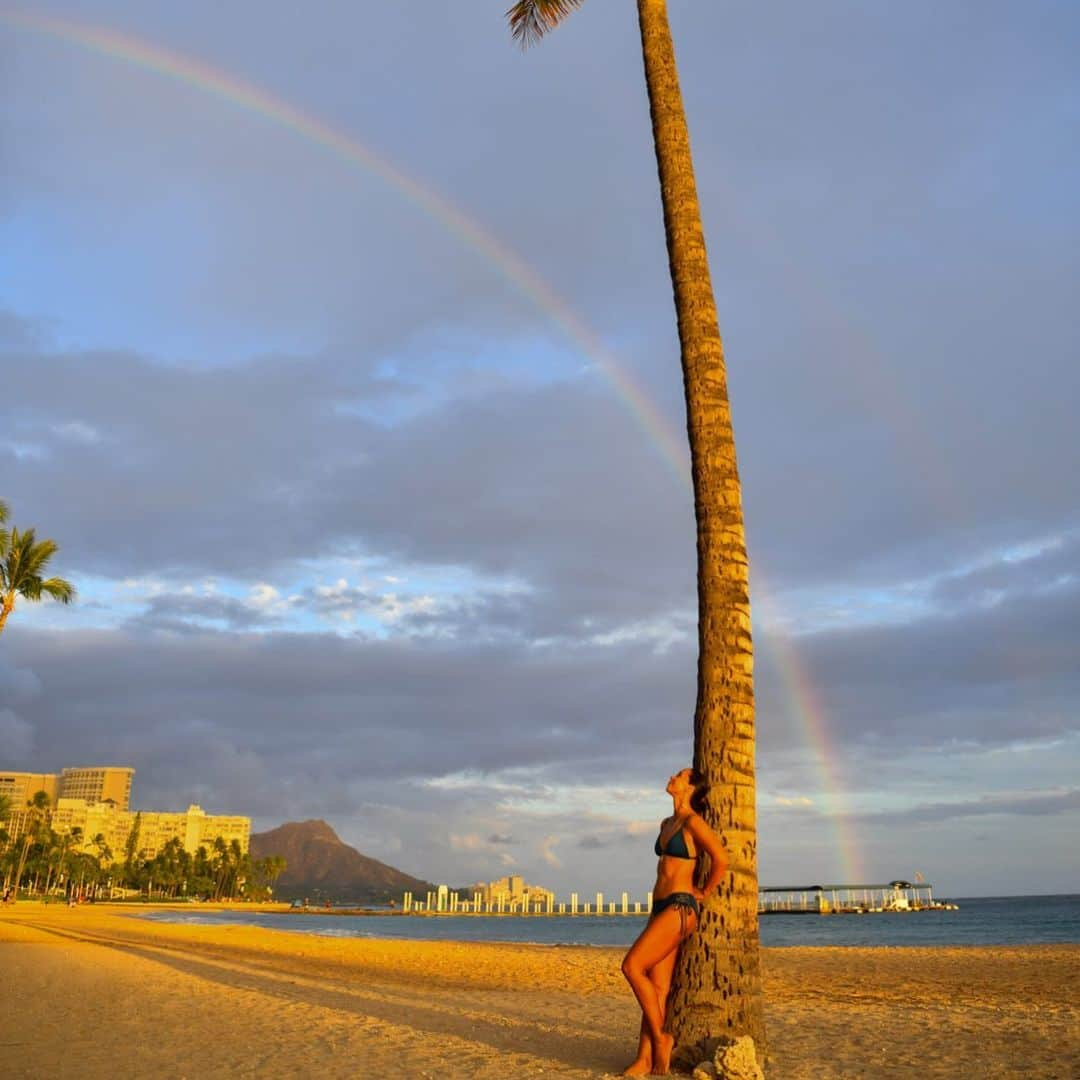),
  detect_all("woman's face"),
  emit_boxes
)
[665,768,693,796]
